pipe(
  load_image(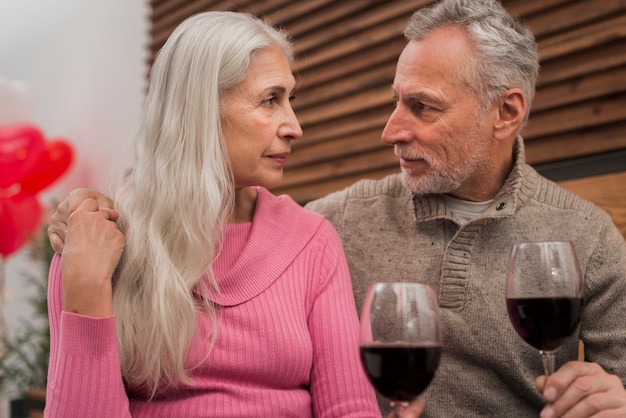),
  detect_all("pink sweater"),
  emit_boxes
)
[45,187,380,418]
